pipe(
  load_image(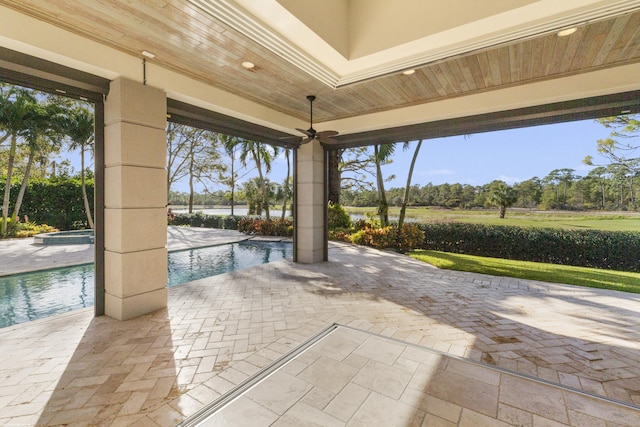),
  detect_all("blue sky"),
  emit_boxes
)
[261,118,611,191]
